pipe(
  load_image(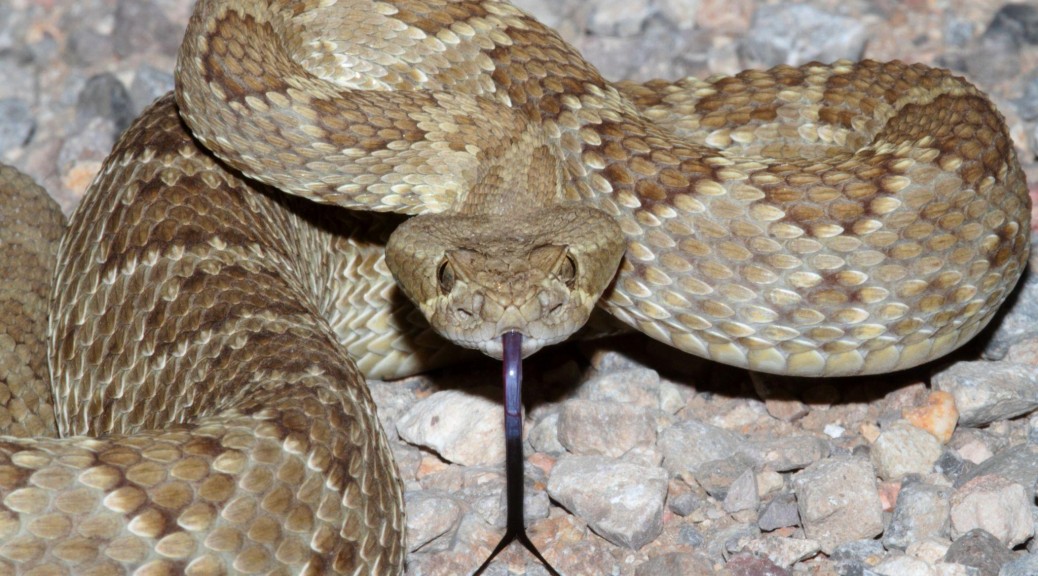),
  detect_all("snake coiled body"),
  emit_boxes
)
[0,0,1030,574]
